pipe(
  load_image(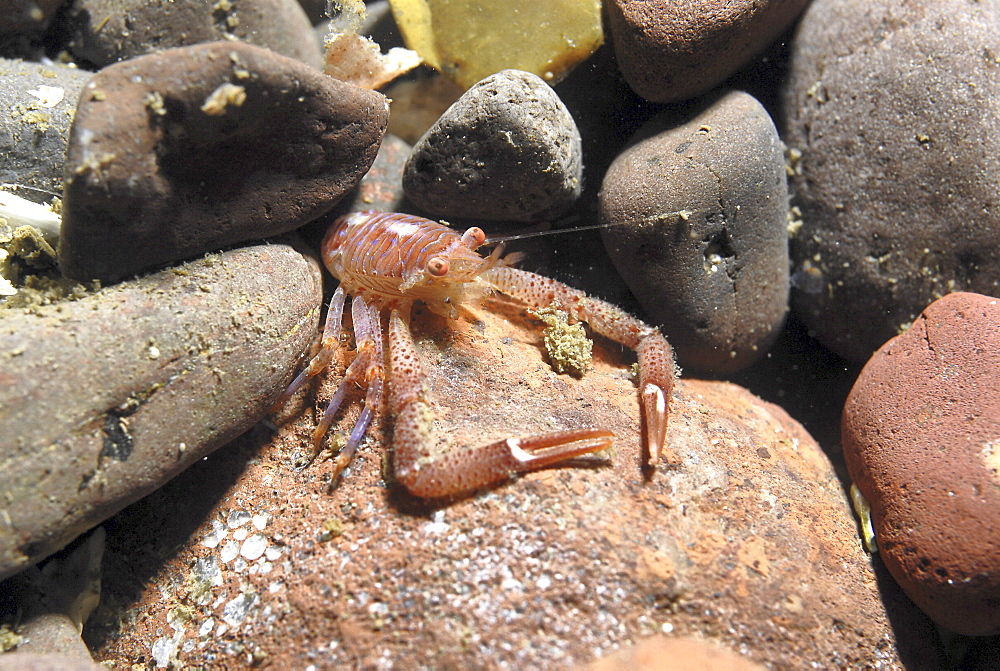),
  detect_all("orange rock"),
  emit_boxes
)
[83,298,932,667]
